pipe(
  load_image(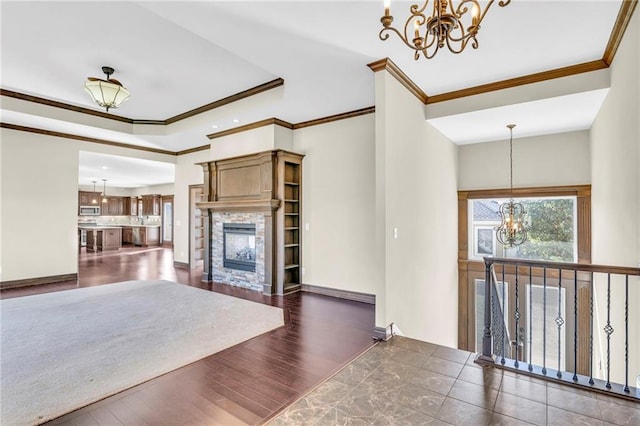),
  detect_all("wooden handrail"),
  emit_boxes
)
[484,257,640,276]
